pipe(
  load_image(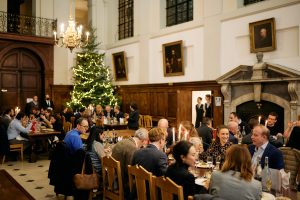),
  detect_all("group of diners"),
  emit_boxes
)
[60,111,299,200]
